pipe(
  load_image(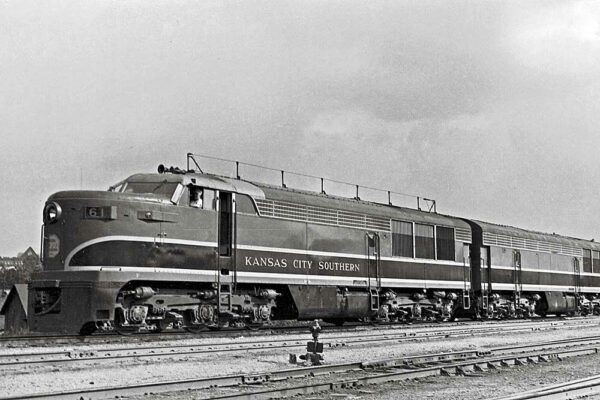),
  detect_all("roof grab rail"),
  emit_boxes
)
[186,152,437,213]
